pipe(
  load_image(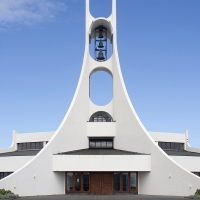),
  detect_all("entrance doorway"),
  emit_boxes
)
[65,172,138,194]
[90,172,113,194]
